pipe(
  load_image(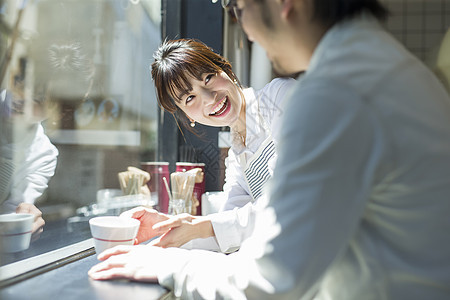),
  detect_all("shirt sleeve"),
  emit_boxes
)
[182,202,258,253]
[157,79,386,299]
[3,124,58,211]
[189,147,255,253]
[209,201,258,253]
